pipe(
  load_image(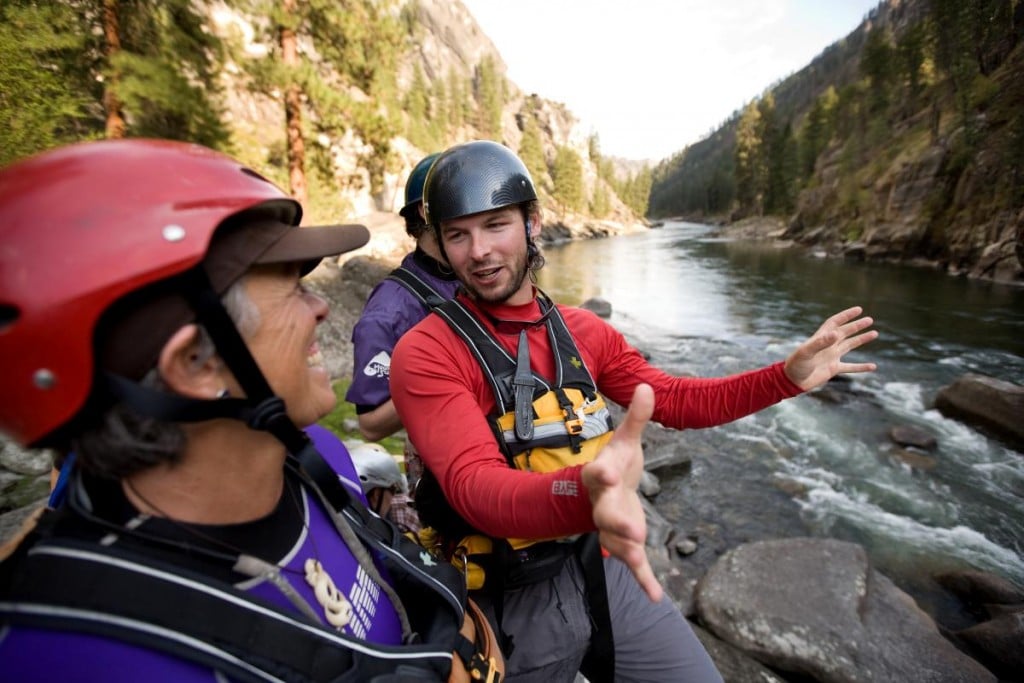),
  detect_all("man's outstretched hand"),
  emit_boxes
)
[581,383,663,603]
[784,306,878,391]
